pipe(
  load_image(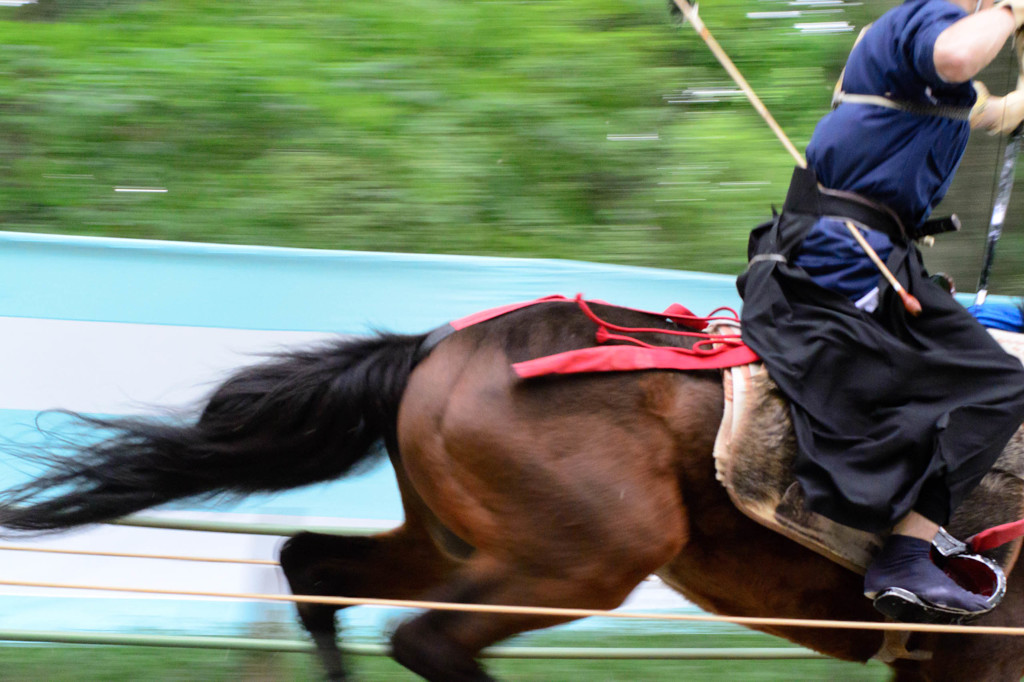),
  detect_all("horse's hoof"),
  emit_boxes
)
[391,618,495,682]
